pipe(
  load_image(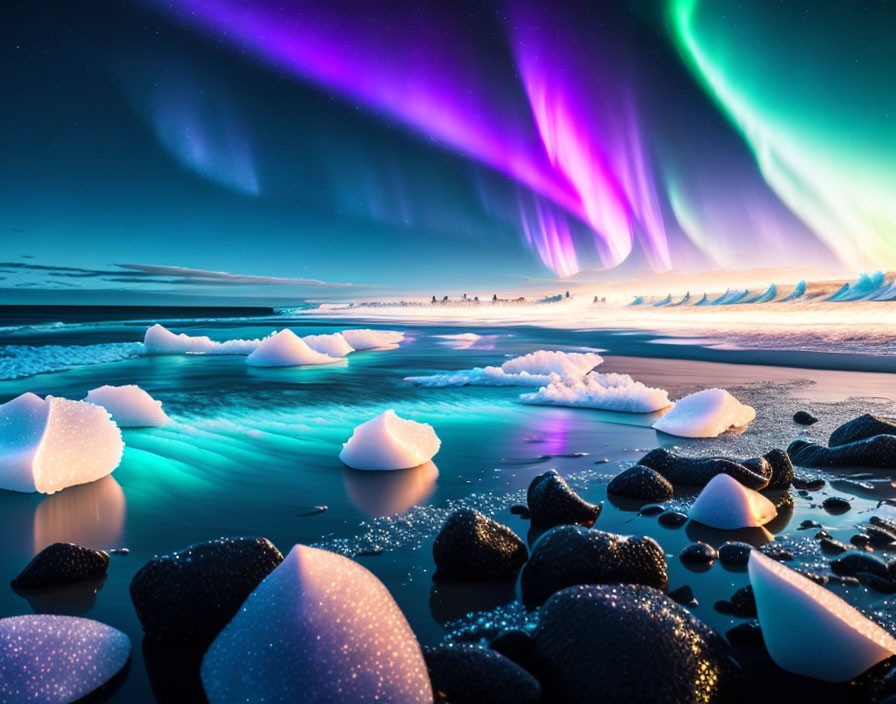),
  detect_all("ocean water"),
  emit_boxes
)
[1,306,896,702]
